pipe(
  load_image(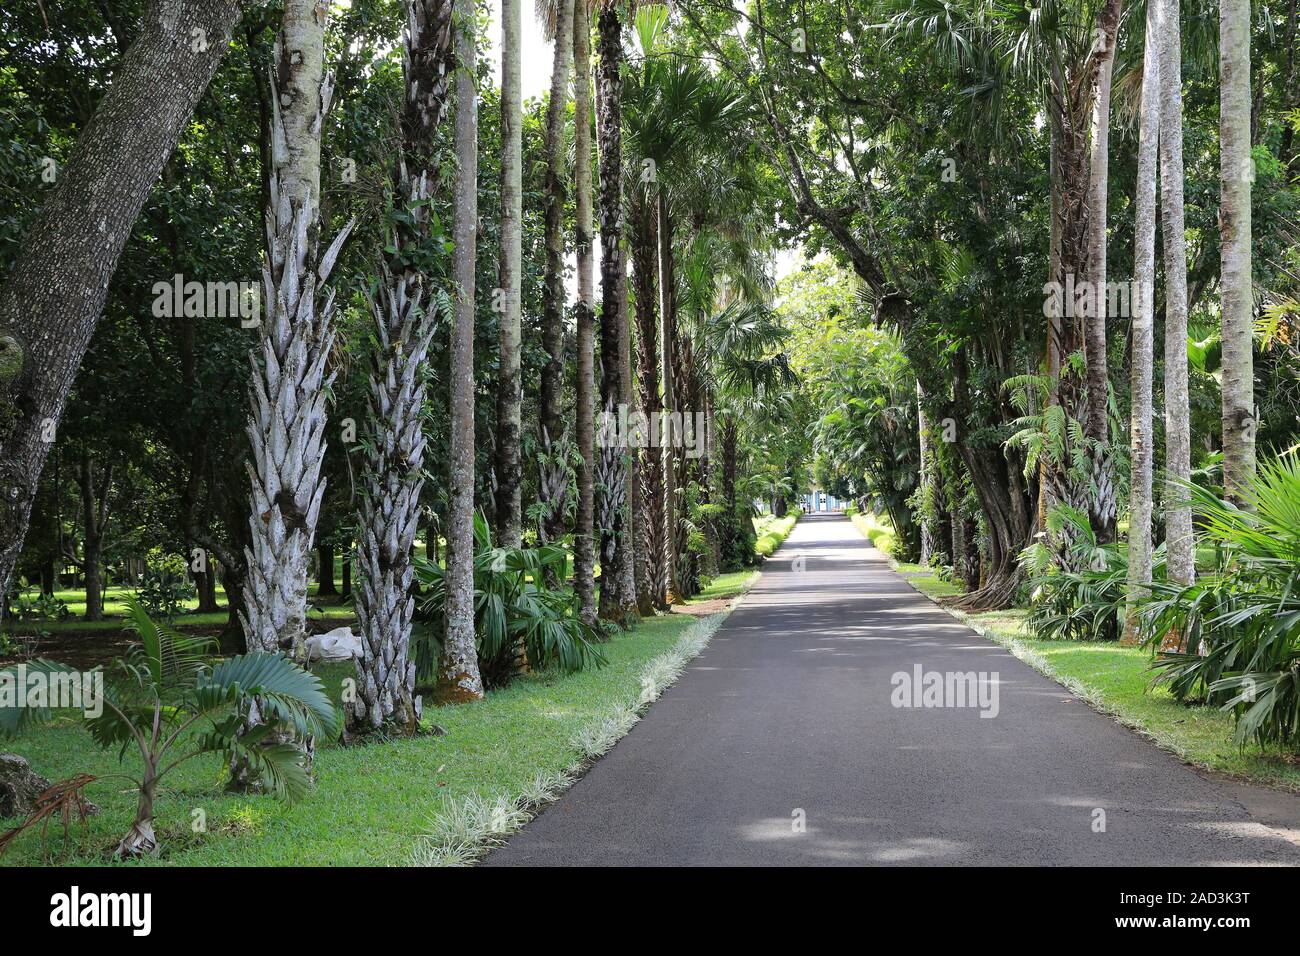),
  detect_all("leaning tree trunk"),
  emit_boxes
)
[349,0,454,737]
[1083,12,1120,546]
[572,0,598,627]
[1160,0,1195,593]
[437,0,485,702]
[242,0,349,661]
[1123,0,1162,645]
[631,194,667,608]
[494,0,524,549]
[595,4,631,624]
[1219,0,1255,504]
[0,0,246,613]
[537,0,575,553]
